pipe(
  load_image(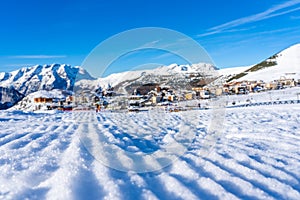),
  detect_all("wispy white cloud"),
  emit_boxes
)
[198,0,300,37]
[139,40,160,48]
[9,55,67,59]
[198,27,256,37]
[198,26,300,61]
